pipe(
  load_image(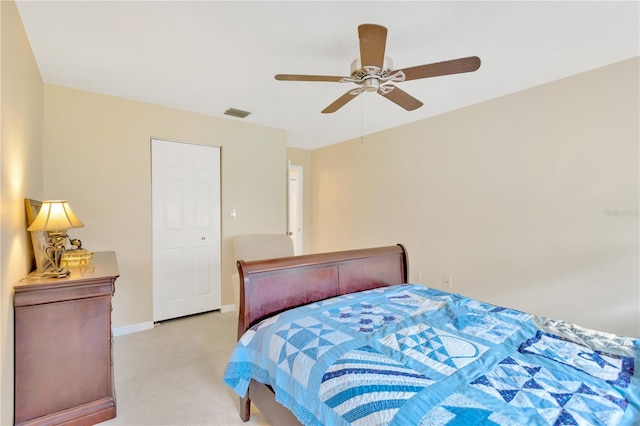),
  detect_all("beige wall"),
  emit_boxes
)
[287,147,312,254]
[0,1,44,423]
[1,2,288,418]
[43,85,287,328]
[311,58,639,338]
